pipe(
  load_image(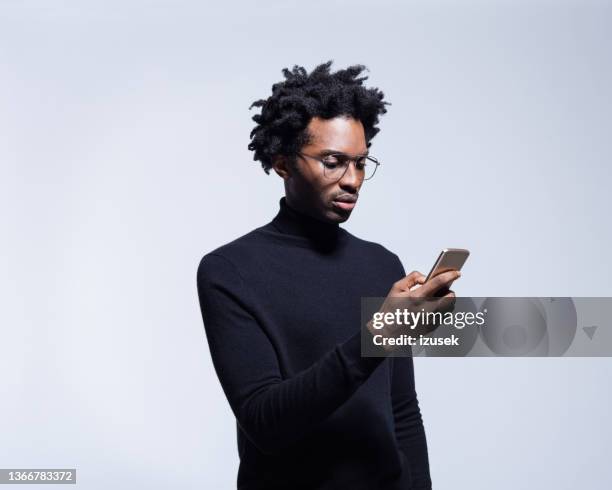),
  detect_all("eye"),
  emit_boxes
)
[356,157,368,170]
[322,155,341,168]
